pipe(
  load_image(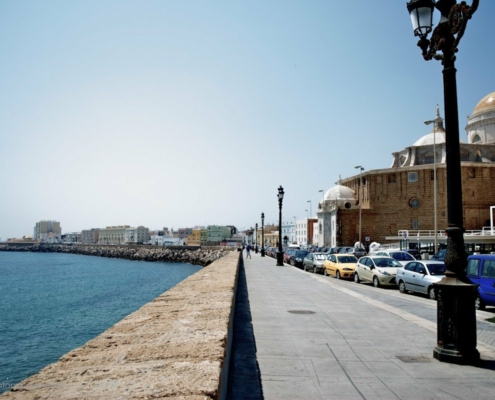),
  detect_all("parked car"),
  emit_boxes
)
[323,254,358,279]
[466,254,495,310]
[354,256,403,287]
[374,250,416,266]
[396,260,446,299]
[289,250,310,268]
[303,253,327,274]
[431,249,446,261]
[346,247,367,258]
[284,249,297,264]
[404,249,421,260]
[338,246,354,254]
